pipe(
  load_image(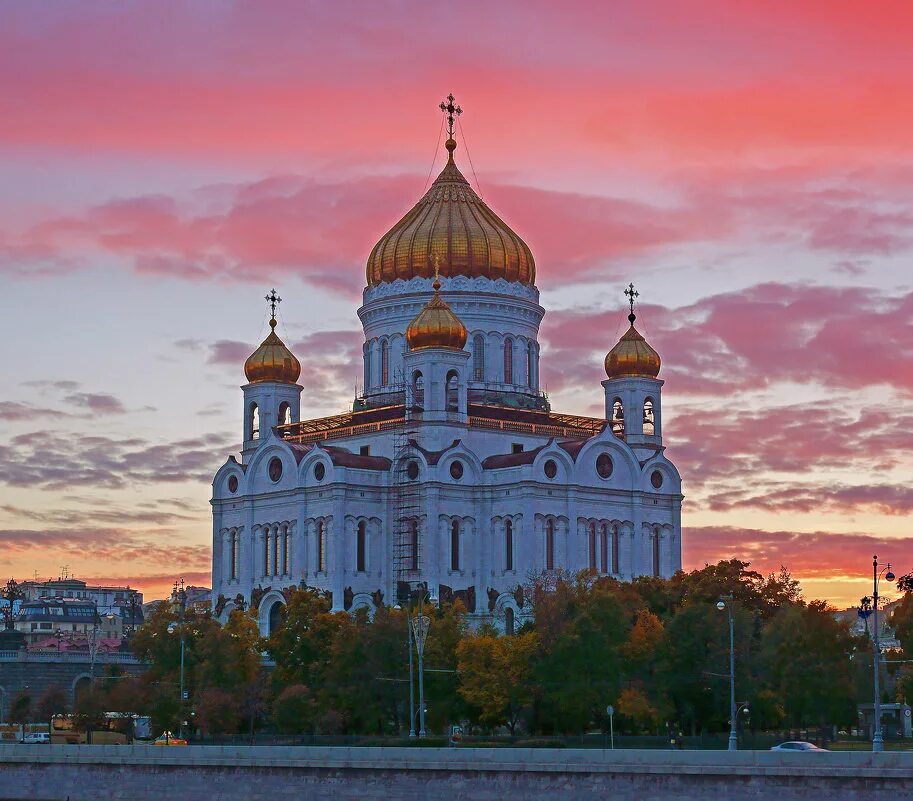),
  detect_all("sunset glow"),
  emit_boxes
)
[2,1,911,607]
